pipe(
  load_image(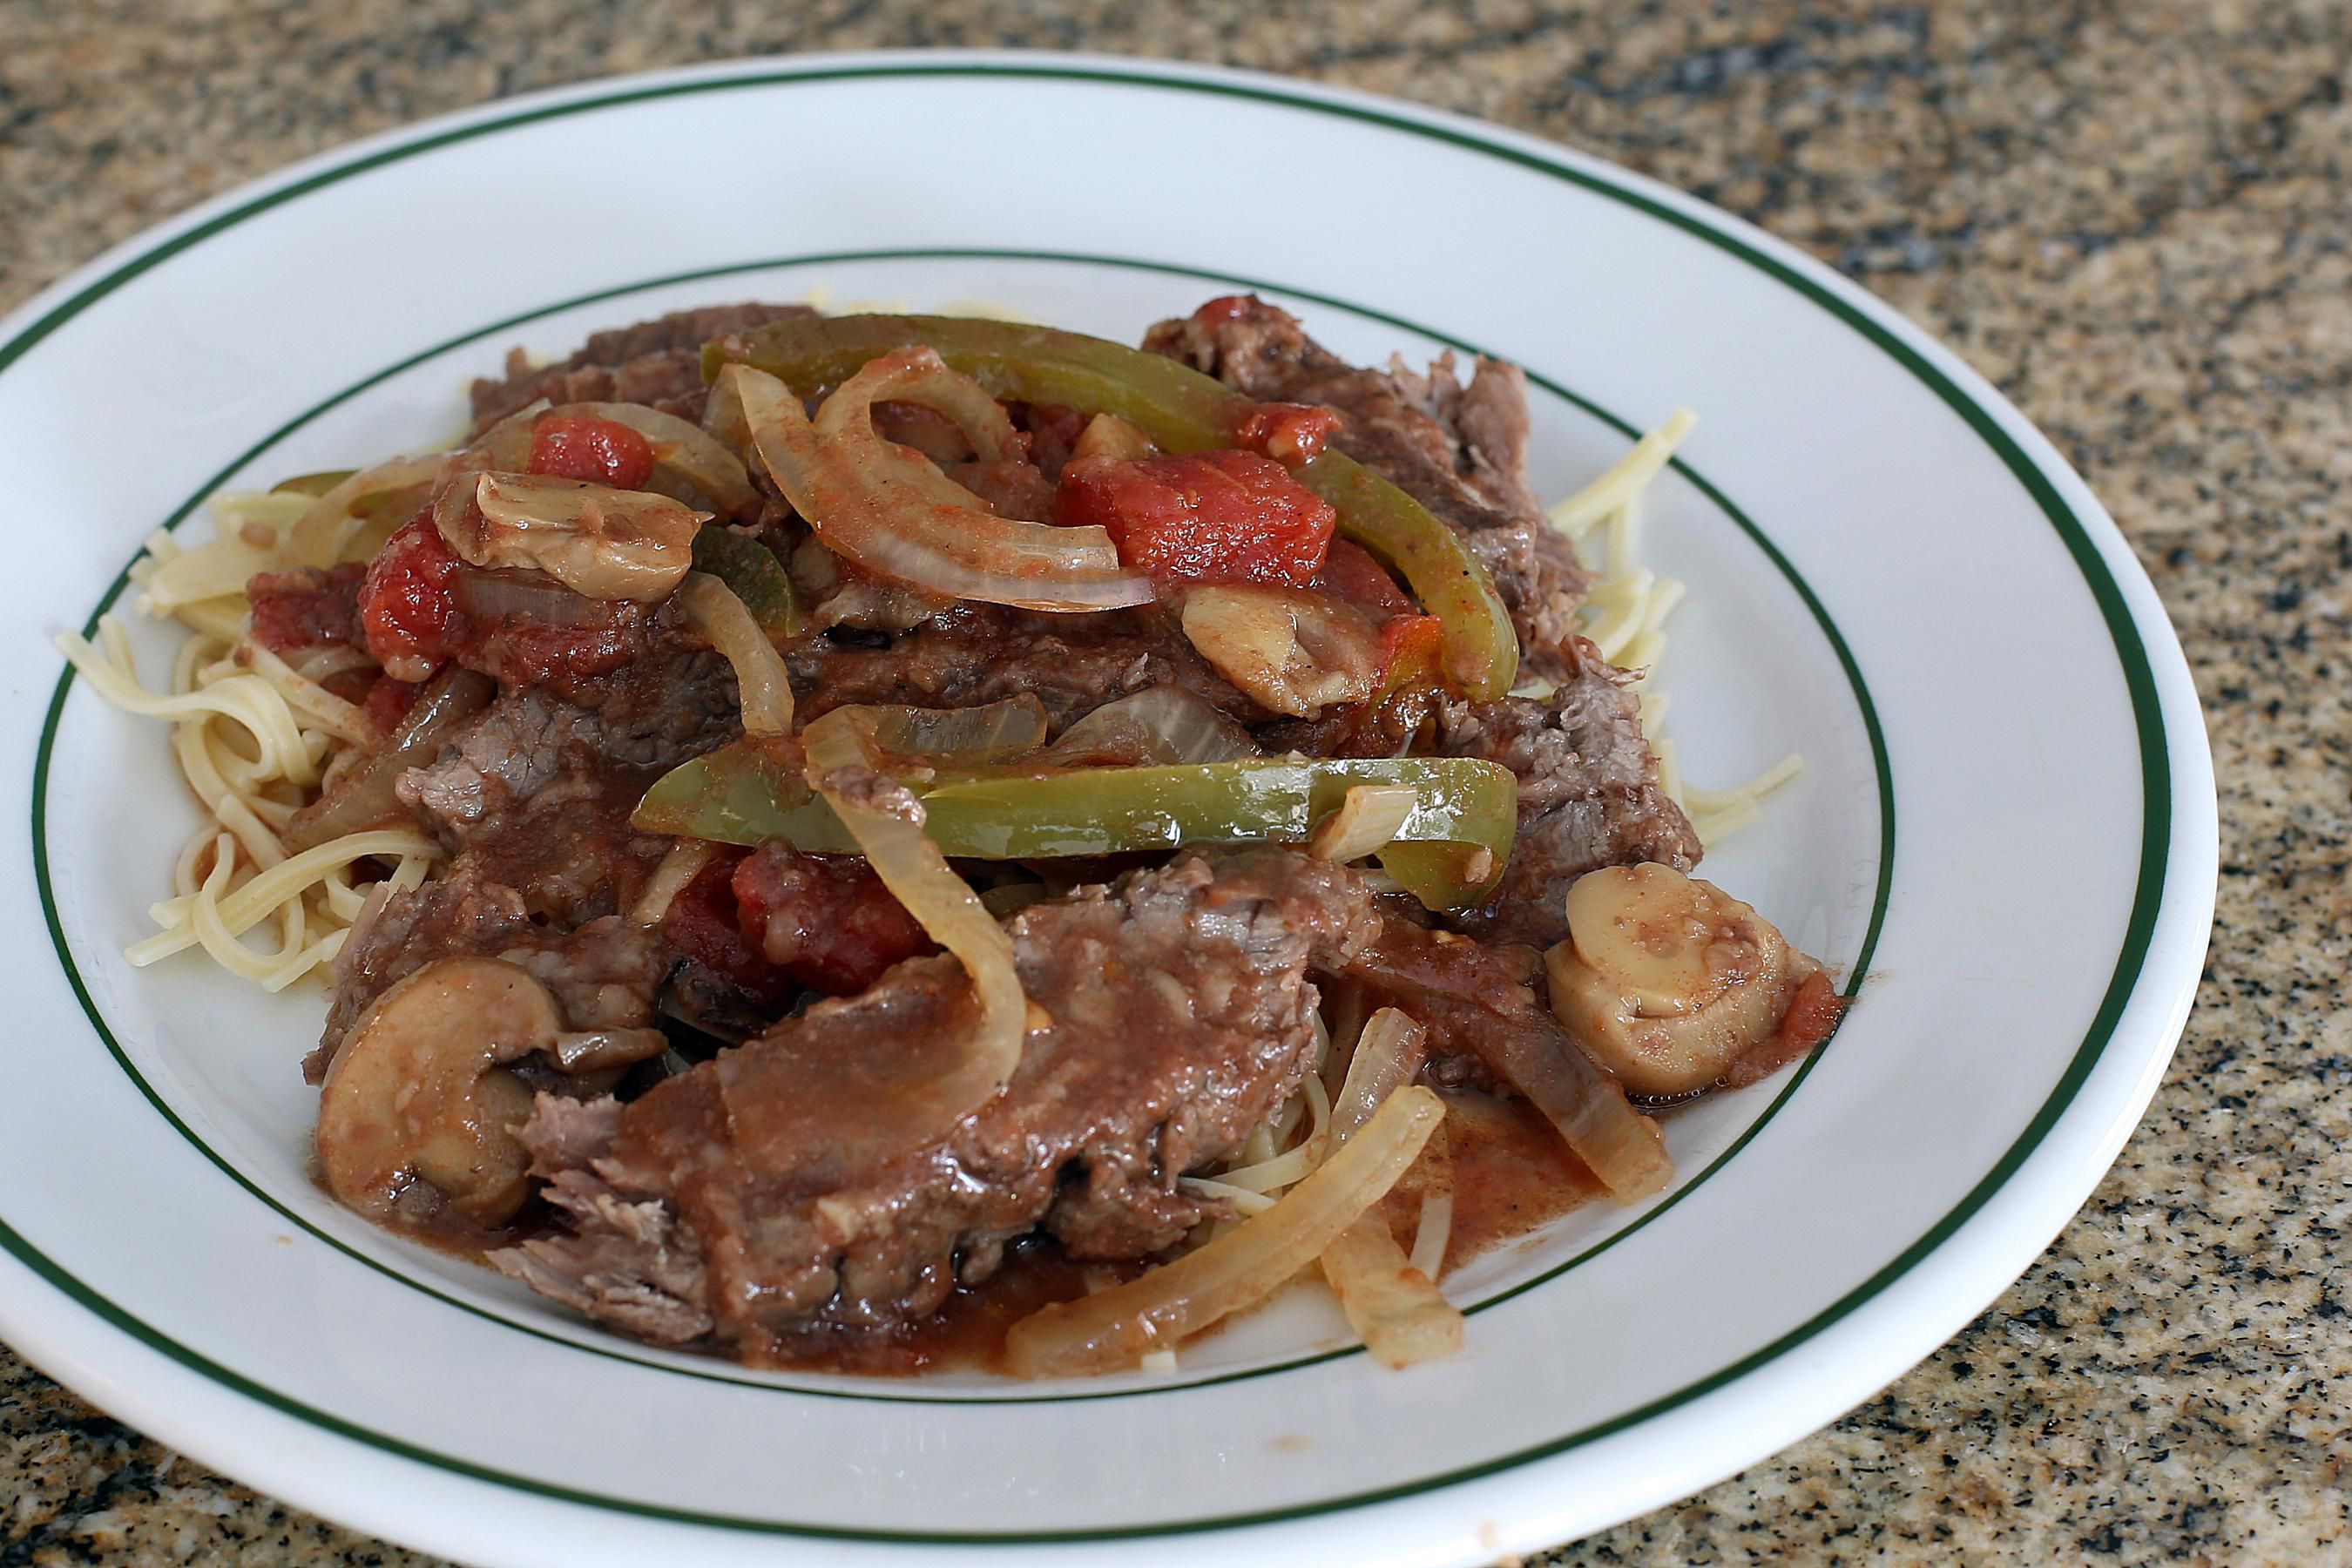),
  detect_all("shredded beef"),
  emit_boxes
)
[1436,638,1700,950]
[794,602,1263,729]
[313,632,739,1072]
[394,664,729,929]
[1143,296,1592,676]
[468,302,814,434]
[309,863,668,1082]
[492,850,1376,1356]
